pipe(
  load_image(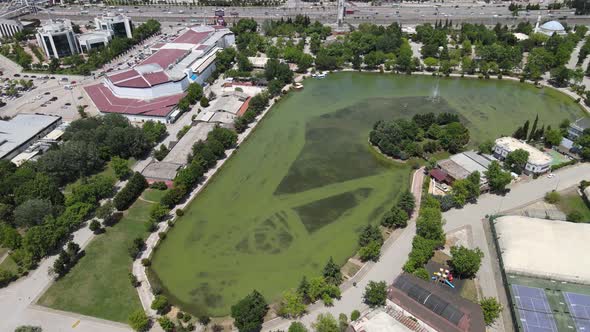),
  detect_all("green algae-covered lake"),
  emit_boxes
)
[150,72,585,316]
